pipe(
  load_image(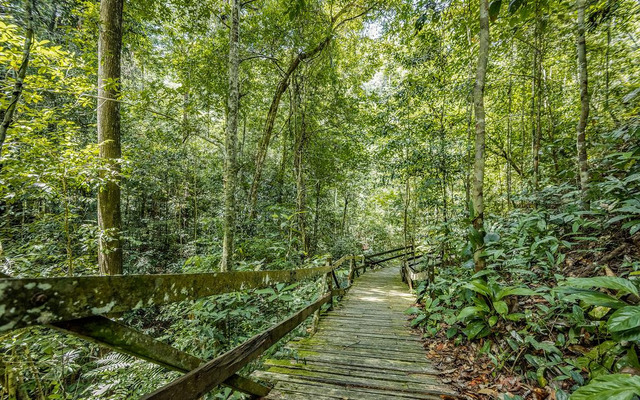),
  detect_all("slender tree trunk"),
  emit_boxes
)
[341,194,349,234]
[576,0,590,210]
[605,19,619,125]
[507,77,513,209]
[97,0,124,275]
[248,37,331,218]
[220,0,240,272]
[0,0,34,159]
[472,0,490,272]
[532,3,543,191]
[293,76,309,257]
